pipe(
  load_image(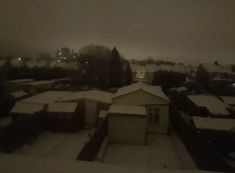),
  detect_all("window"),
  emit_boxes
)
[148,107,160,123]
